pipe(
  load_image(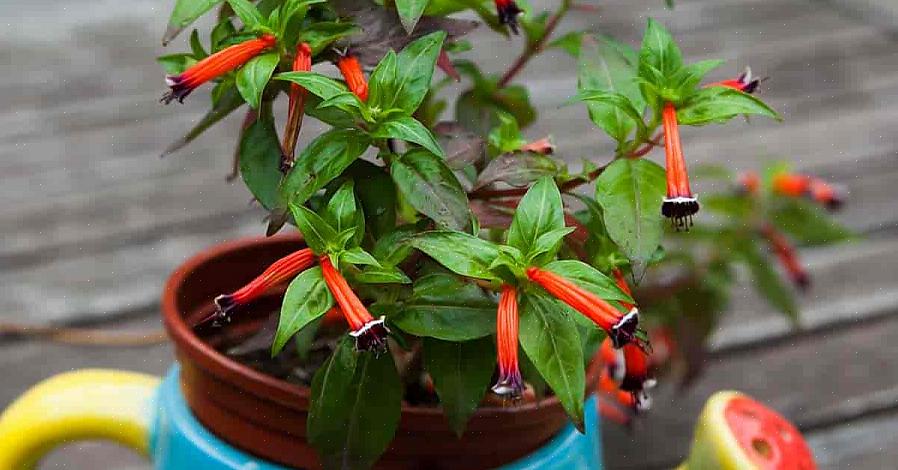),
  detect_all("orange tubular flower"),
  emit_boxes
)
[736,171,761,195]
[808,178,845,210]
[661,102,699,229]
[526,267,641,349]
[282,43,312,169]
[520,137,555,155]
[599,338,655,412]
[772,173,811,197]
[336,55,368,102]
[706,67,762,94]
[762,225,809,290]
[492,285,523,399]
[495,0,523,34]
[612,269,635,311]
[163,34,276,104]
[319,255,389,352]
[210,248,315,323]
